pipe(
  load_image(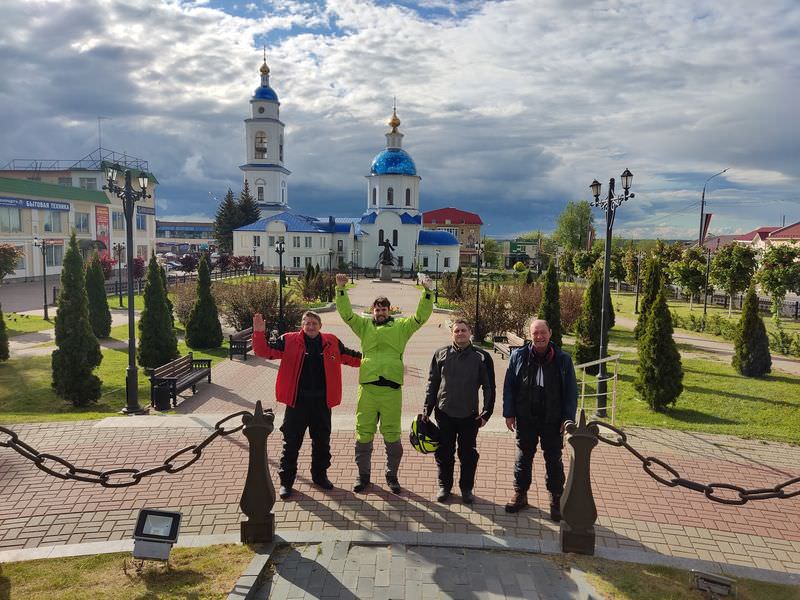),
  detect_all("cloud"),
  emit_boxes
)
[1,0,798,238]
